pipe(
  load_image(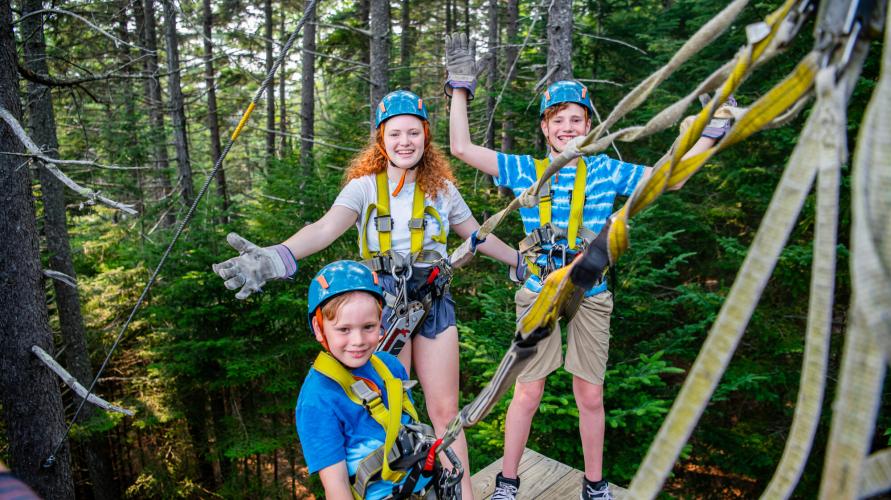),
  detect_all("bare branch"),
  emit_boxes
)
[576,32,647,54]
[314,21,372,37]
[0,106,138,214]
[31,346,134,416]
[575,78,625,87]
[16,8,148,52]
[43,269,77,288]
[0,151,149,170]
